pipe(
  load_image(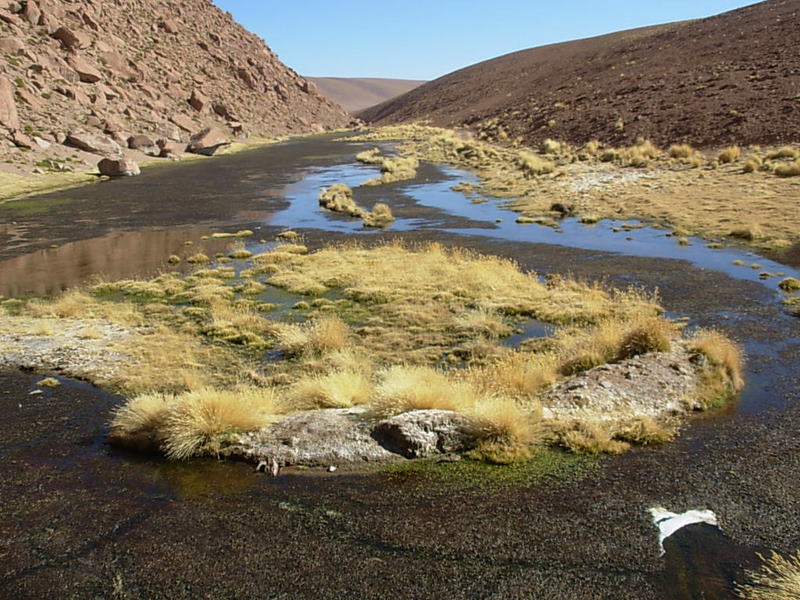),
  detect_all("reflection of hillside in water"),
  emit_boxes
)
[0,228,233,297]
